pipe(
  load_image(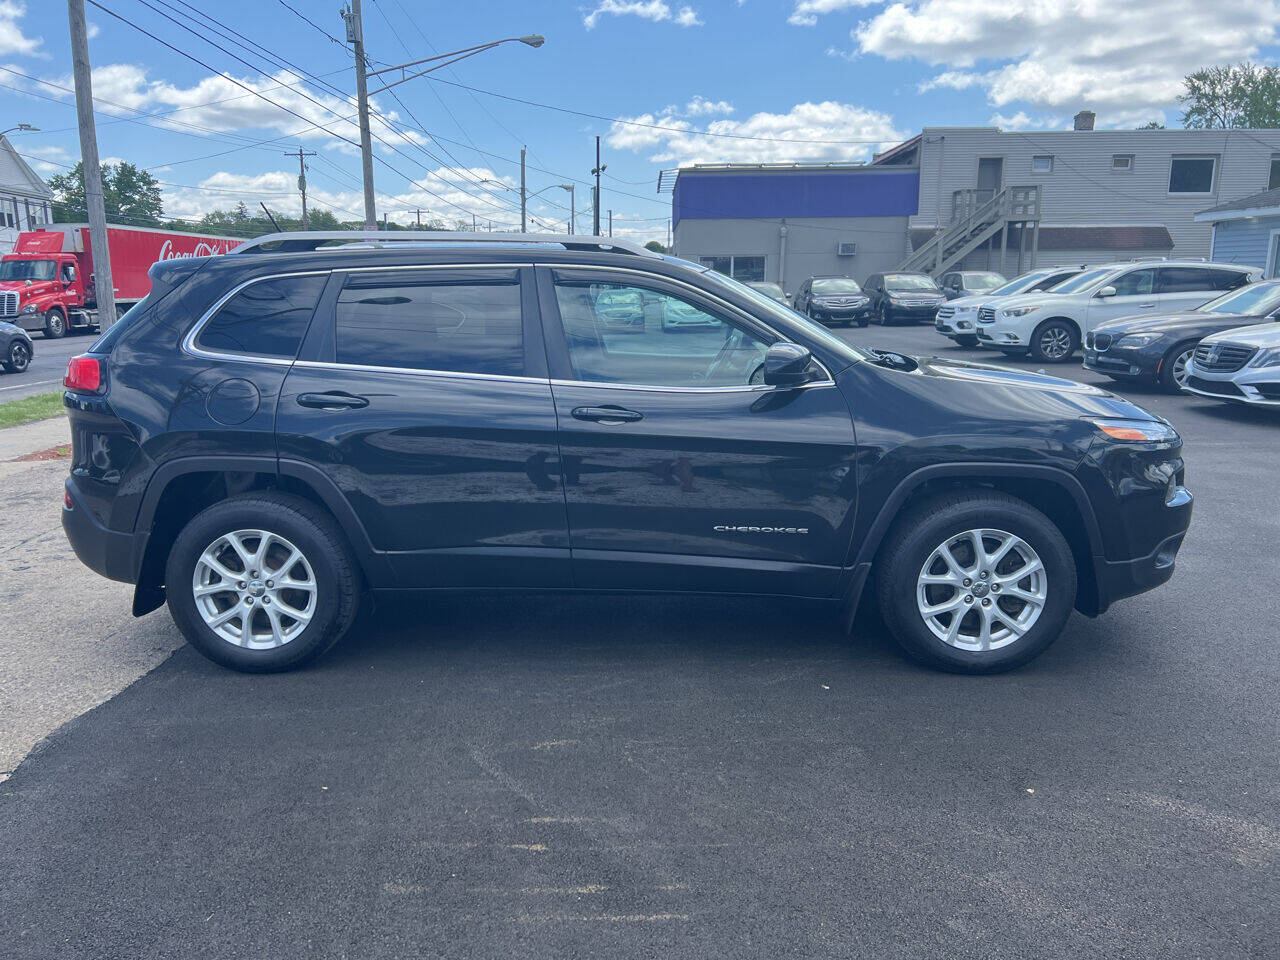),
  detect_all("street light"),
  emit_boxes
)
[0,123,39,137]
[526,184,575,234]
[365,35,546,95]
